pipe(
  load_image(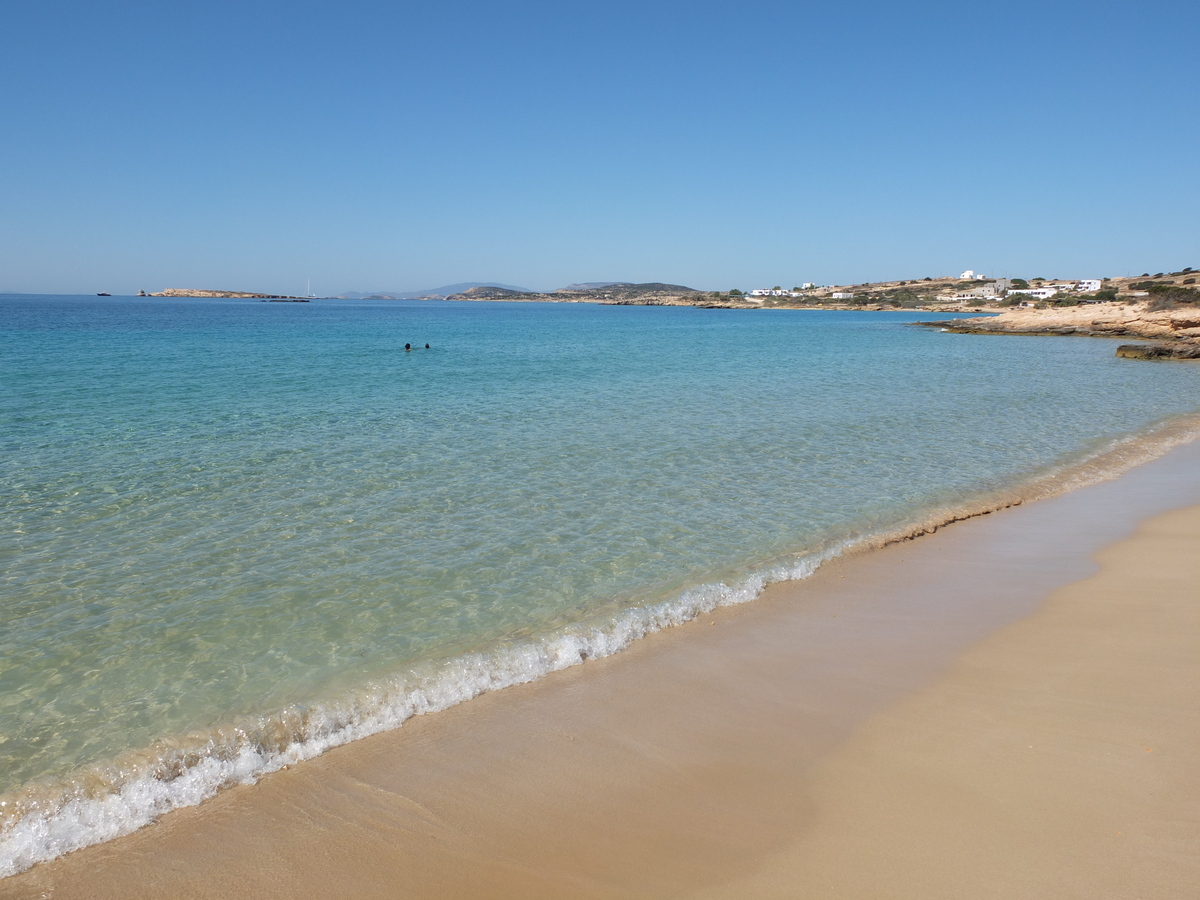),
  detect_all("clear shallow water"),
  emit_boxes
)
[3,295,1200,871]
